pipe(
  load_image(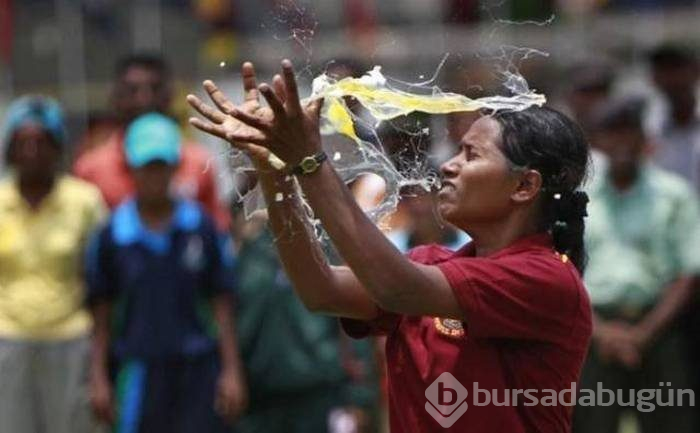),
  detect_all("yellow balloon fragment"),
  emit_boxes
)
[308,66,546,146]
